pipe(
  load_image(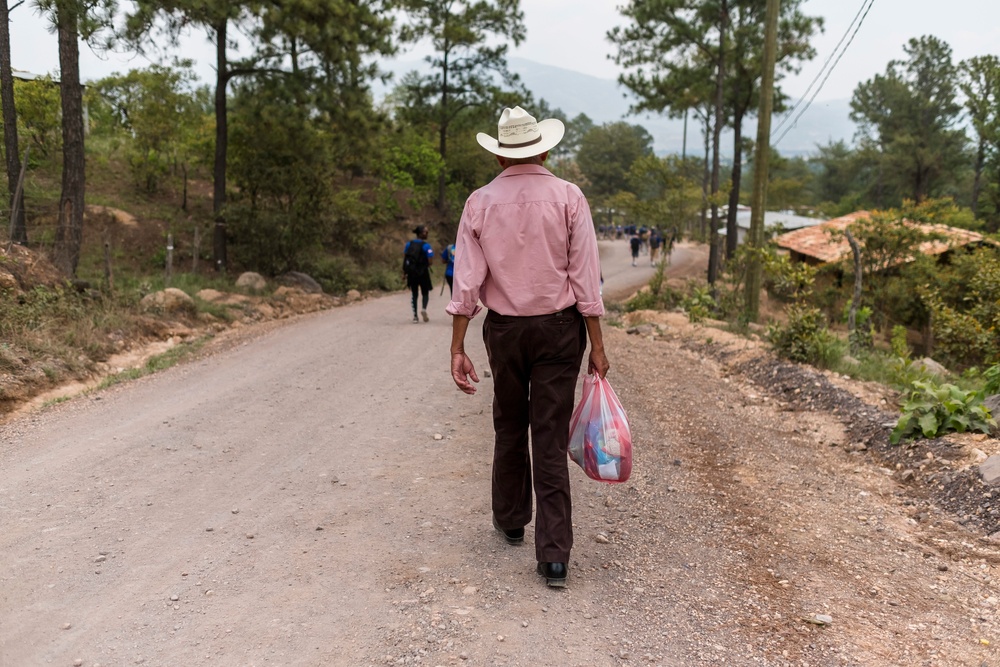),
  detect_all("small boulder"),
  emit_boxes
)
[235,271,267,291]
[627,324,655,336]
[983,394,1000,424]
[279,271,323,294]
[345,289,362,303]
[272,286,326,313]
[980,455,1000,487]
[915,357,948,376]
[0,268,18,290]
[139,288,195,314]
[195,288,226,303]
